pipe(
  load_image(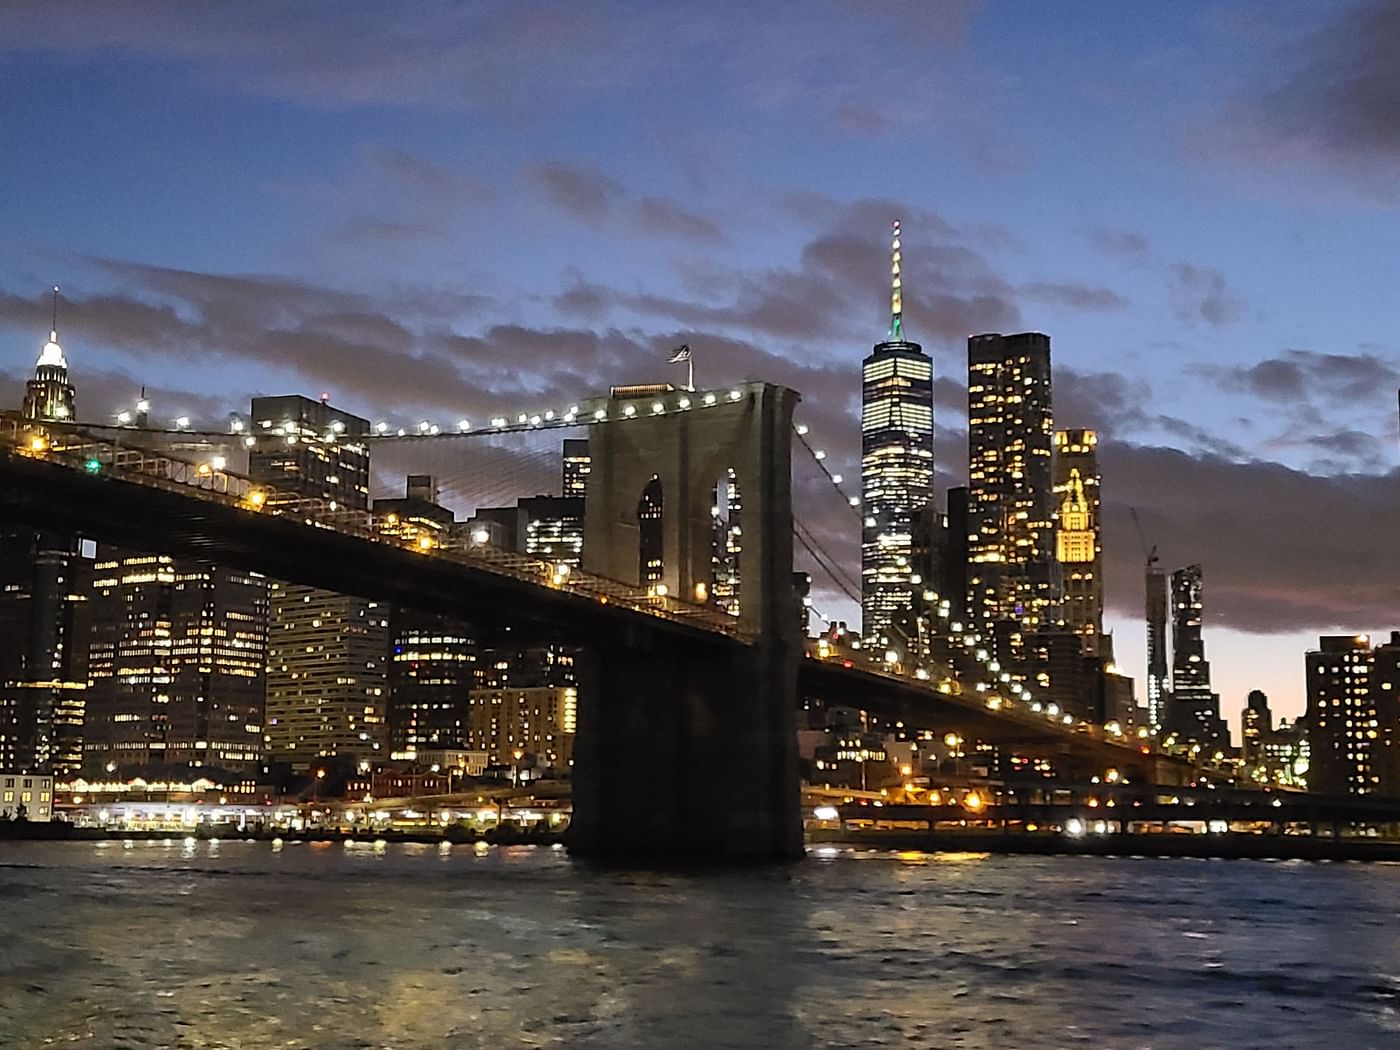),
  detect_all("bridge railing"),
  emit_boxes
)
[0,417,752,641]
